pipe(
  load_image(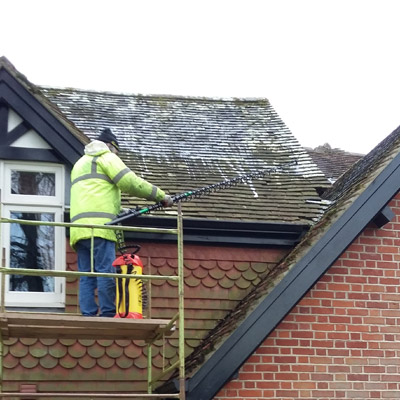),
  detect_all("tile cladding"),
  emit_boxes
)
[4,243,289,391]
